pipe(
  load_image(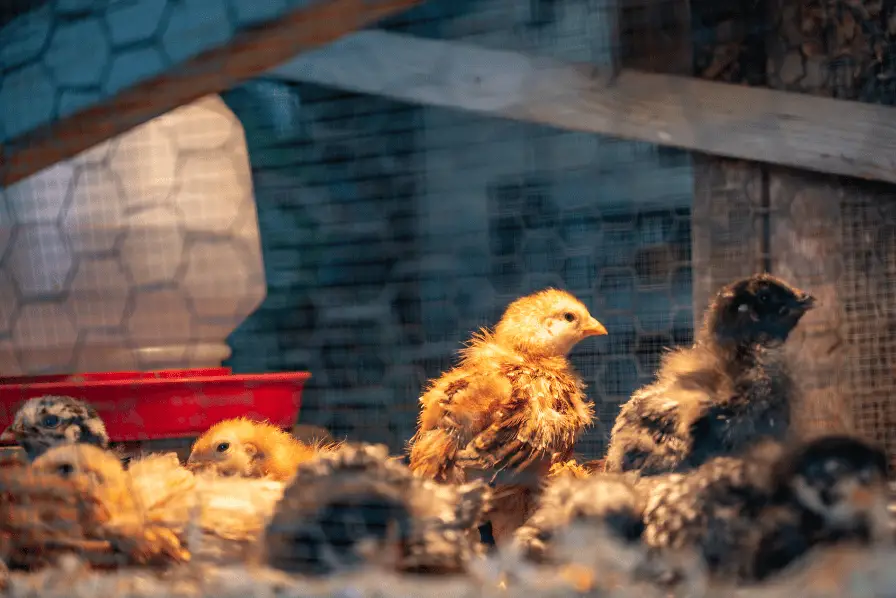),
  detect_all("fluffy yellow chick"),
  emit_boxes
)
[187,417,324,482]
[408,288,606,543]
